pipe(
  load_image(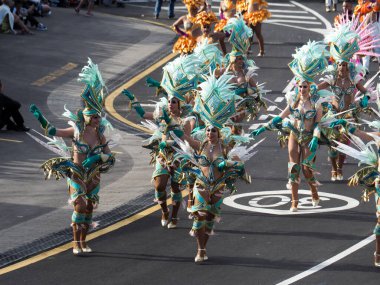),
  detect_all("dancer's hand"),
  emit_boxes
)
[329,119,347,128]
[146,77,161,88]
[30,104,48,128]
[82,154,101,169]
[217,160,227,172]
[271,116,283,129]
[235,87,247,96]
[158,141,167,150]
[121,89,135,100]
[160,108,171,124]
[359,96,369,108]
[250,126,266,137]
[30,104,56,135]
[308,136,319,152]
